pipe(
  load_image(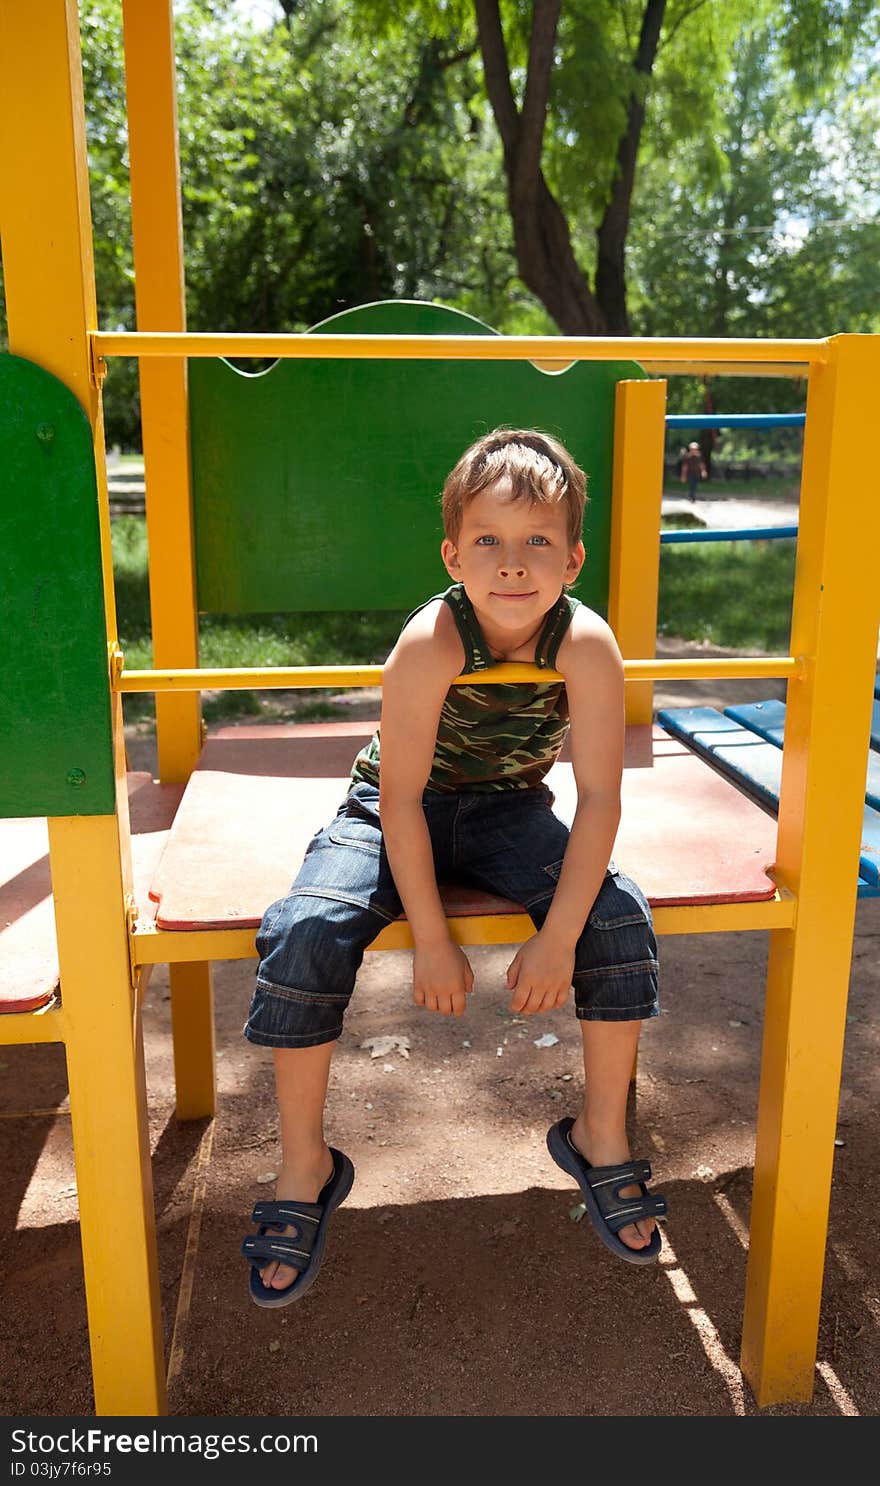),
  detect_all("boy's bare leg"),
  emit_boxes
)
[259,1042,336,1291]
[570,1020,655,1251]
